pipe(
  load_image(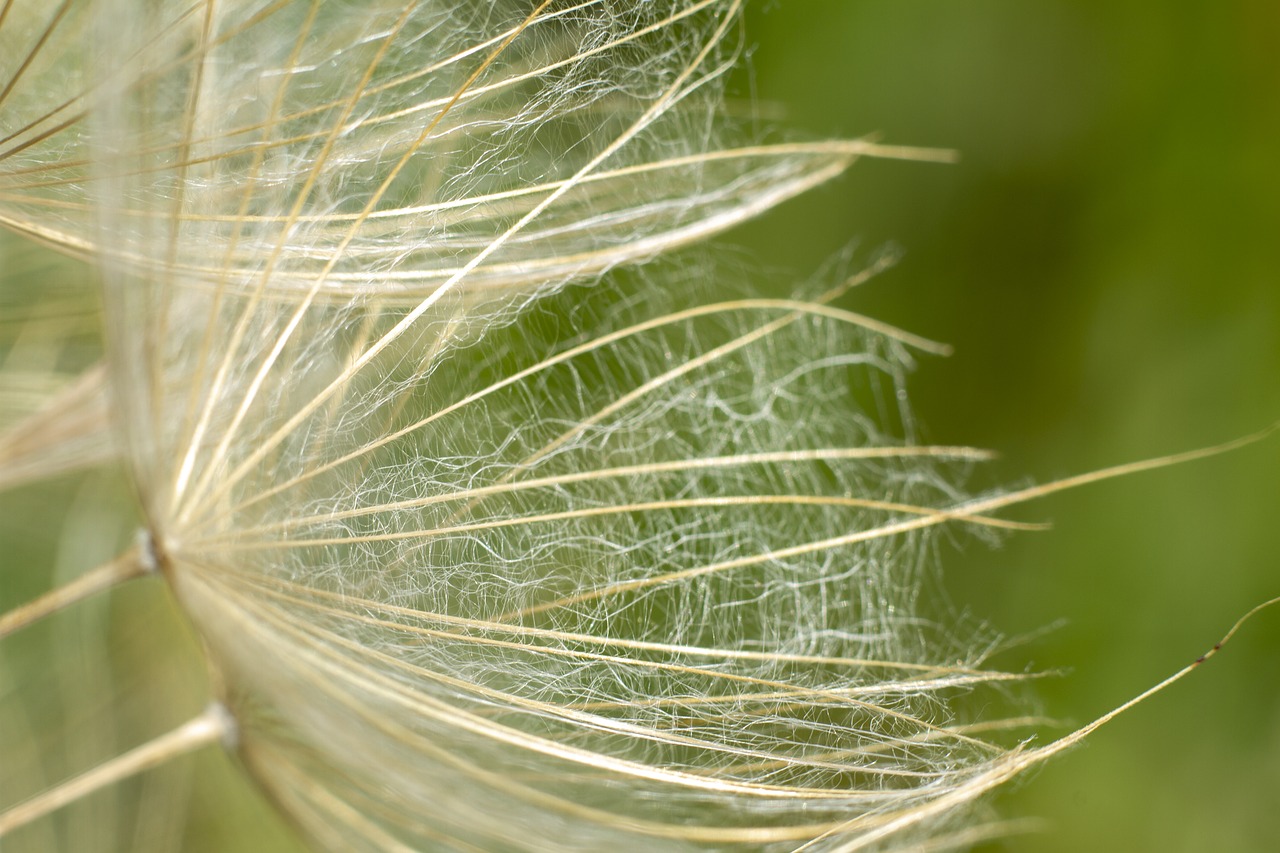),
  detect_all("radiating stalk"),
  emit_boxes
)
[0,704,234,836]
[0,545,147,640]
